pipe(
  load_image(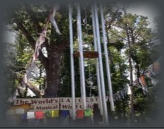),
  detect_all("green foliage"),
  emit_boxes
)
[108,9,157,121]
